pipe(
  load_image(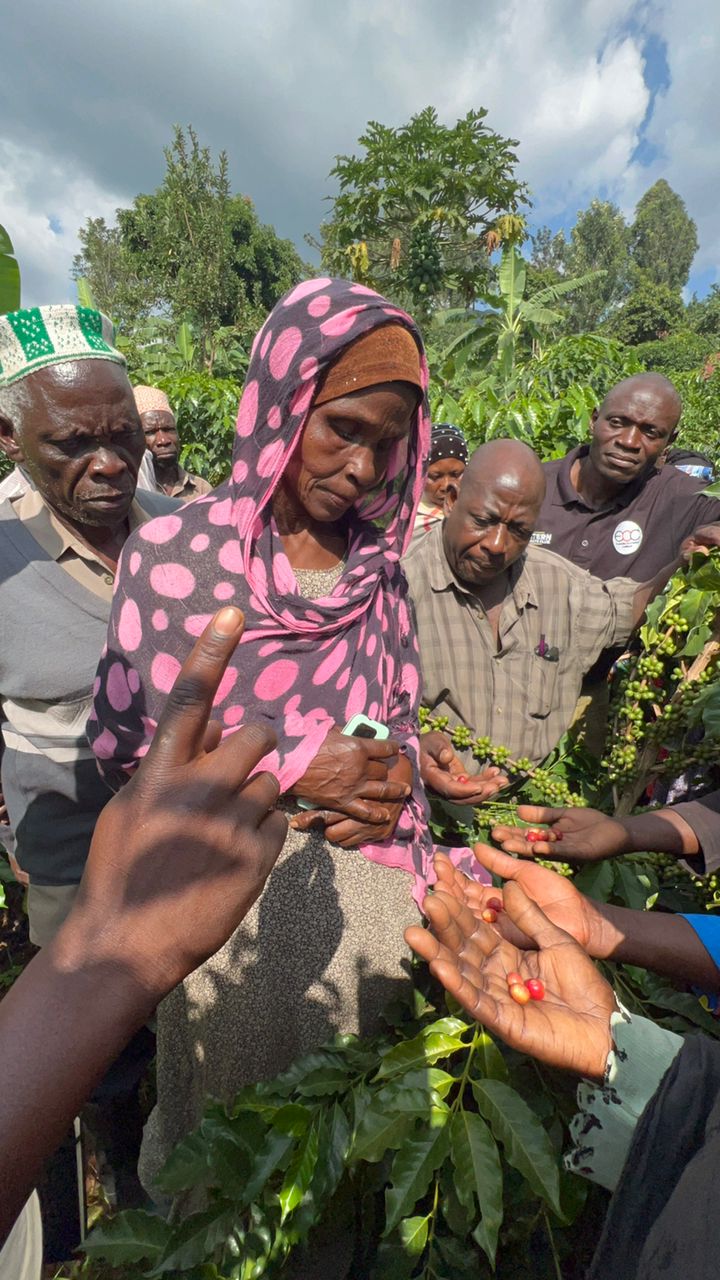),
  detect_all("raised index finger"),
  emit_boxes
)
[149,608,245,769]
